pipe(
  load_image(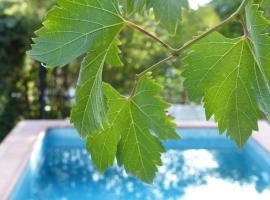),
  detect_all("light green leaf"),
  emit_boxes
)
[151,0,189,35]
[87,127,120,173]
[29,0,125,137]
[106,38,123,66]
[131,75,179,140]
[246,2,270,72]
[183,32,261,147]
[120,0,188,34]
[120,0,147,14]
[246,2,270,120]
[29,0,124,67]
[70,41,114,137]
[183,1,270,148]
[88,74,179,183]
